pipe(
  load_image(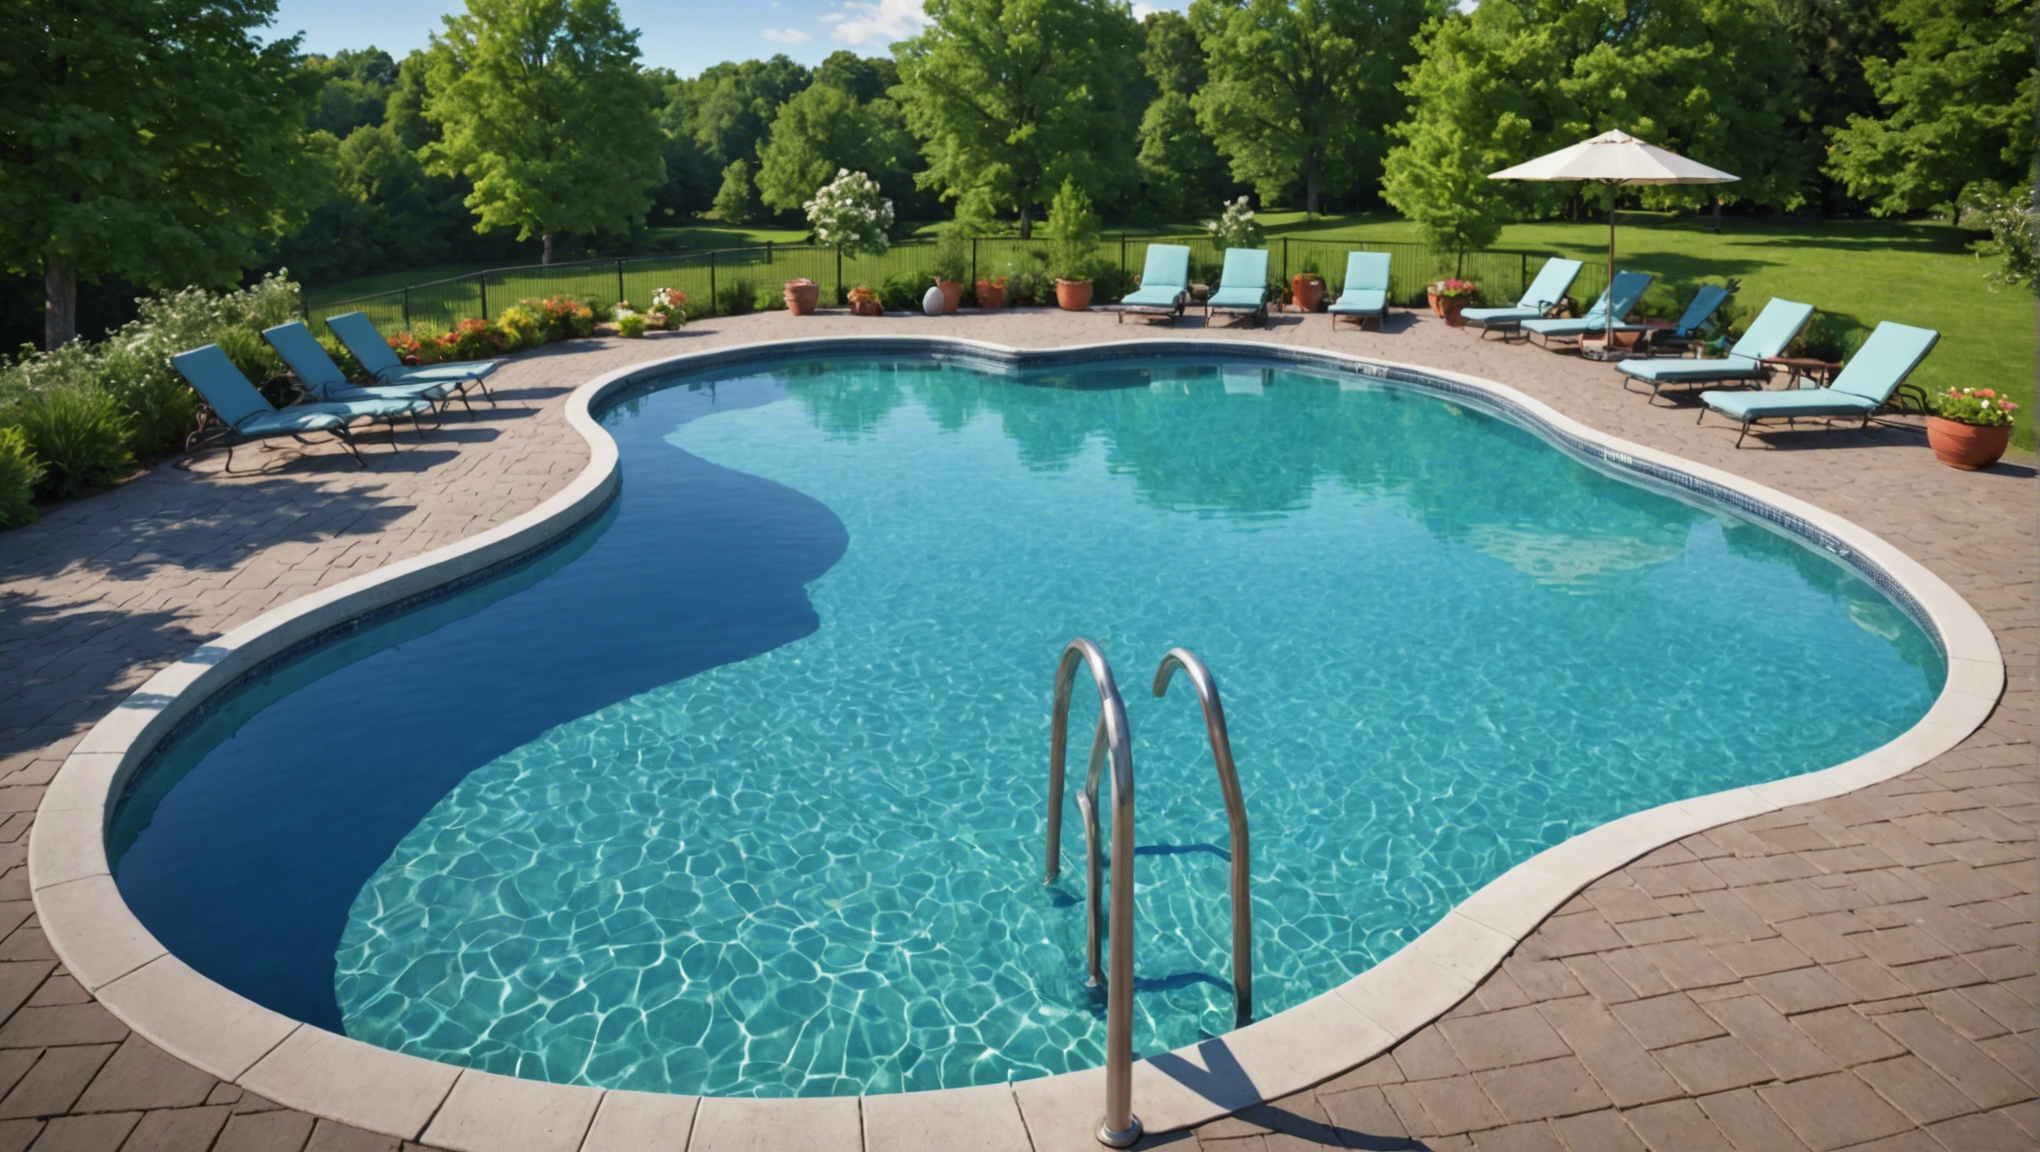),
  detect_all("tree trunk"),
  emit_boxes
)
[1305,150,1320,217]
[44,253,76,349]
[542,232,555,265]
[1017,201,1031,241]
